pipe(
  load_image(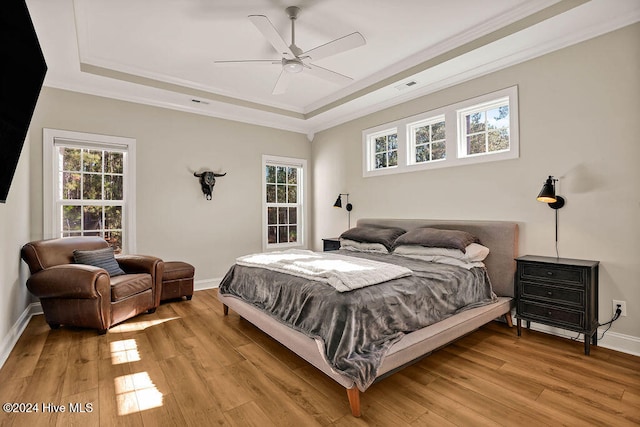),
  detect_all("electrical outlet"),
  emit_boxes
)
[612,300,627,317]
